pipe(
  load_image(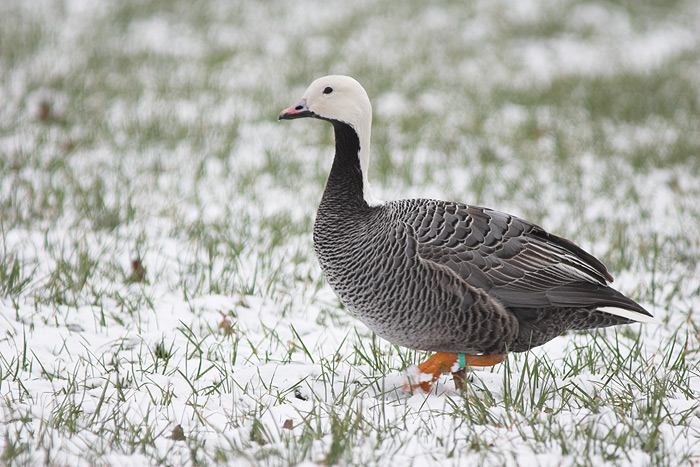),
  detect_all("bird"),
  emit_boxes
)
[278,75,656,392]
